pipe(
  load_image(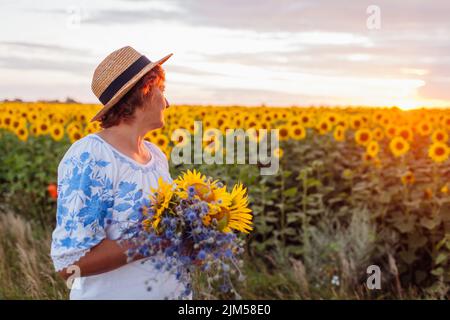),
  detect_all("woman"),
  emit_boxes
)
[50,46,190,299]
